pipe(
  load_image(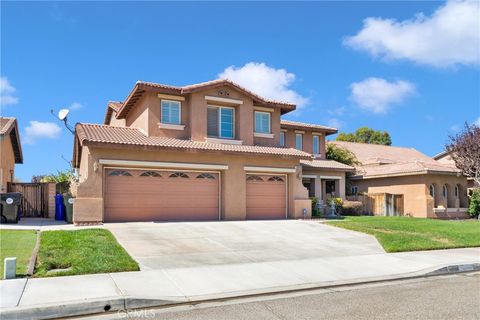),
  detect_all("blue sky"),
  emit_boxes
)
[1,1,479,182]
